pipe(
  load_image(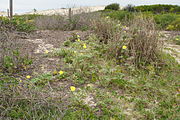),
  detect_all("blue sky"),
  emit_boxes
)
[0,0,180,13]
